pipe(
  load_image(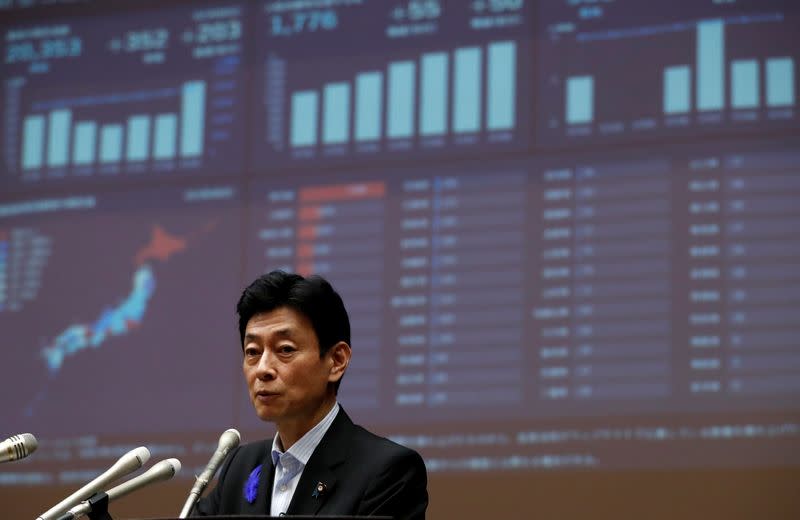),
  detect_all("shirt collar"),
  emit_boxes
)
[271,402,340,467]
